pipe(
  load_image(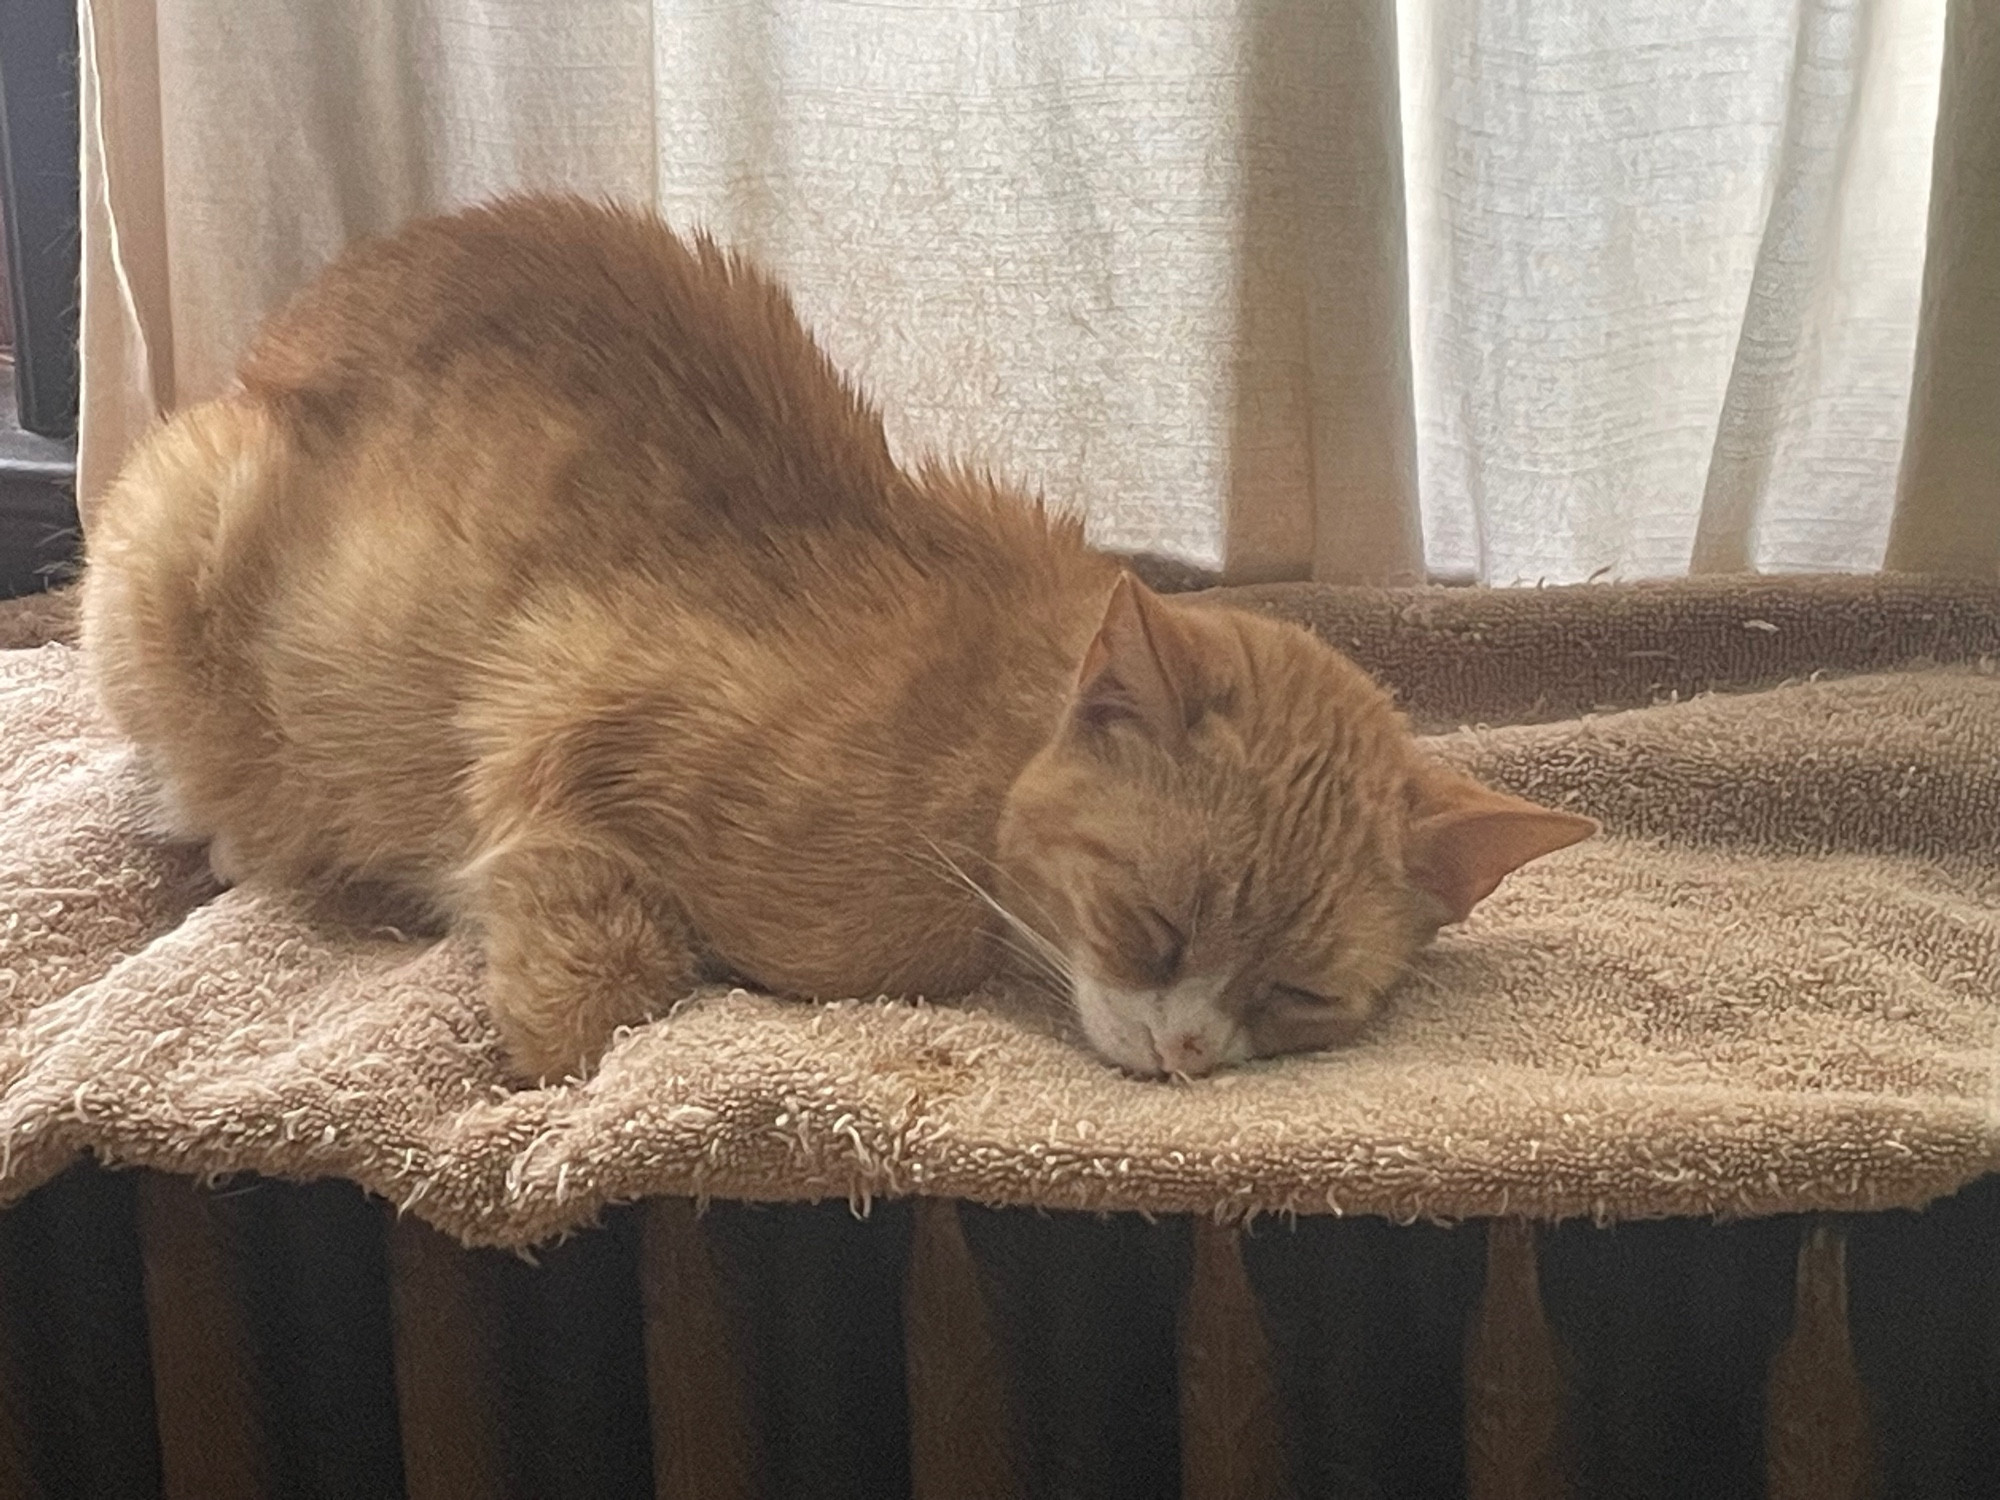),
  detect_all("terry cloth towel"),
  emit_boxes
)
[0,576,1996,1248]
